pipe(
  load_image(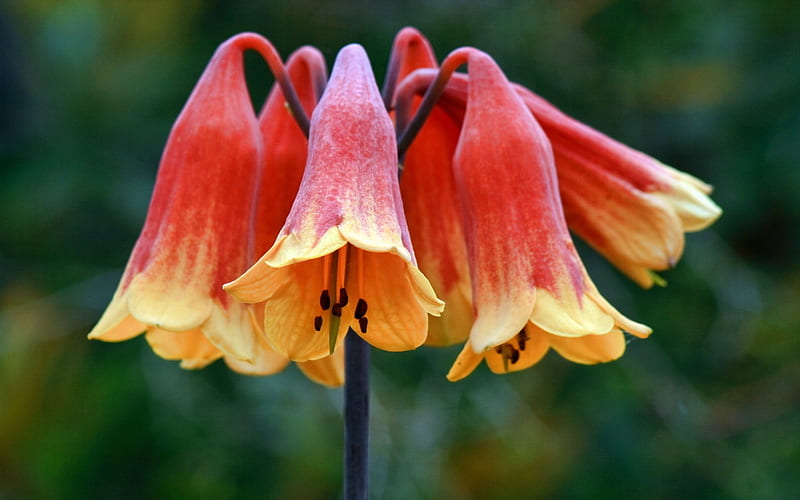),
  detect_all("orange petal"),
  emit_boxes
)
[258,259,341,361]
[344,252,432,351]
[126,247,215,332]
[145,327,223,369]
[446,343,486,382]
[224,338,290,376]
[546,329,626,364]
[297,347,345,387]
[87,284,145,341]
[484,327,550,374]
[90,33,268,368]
